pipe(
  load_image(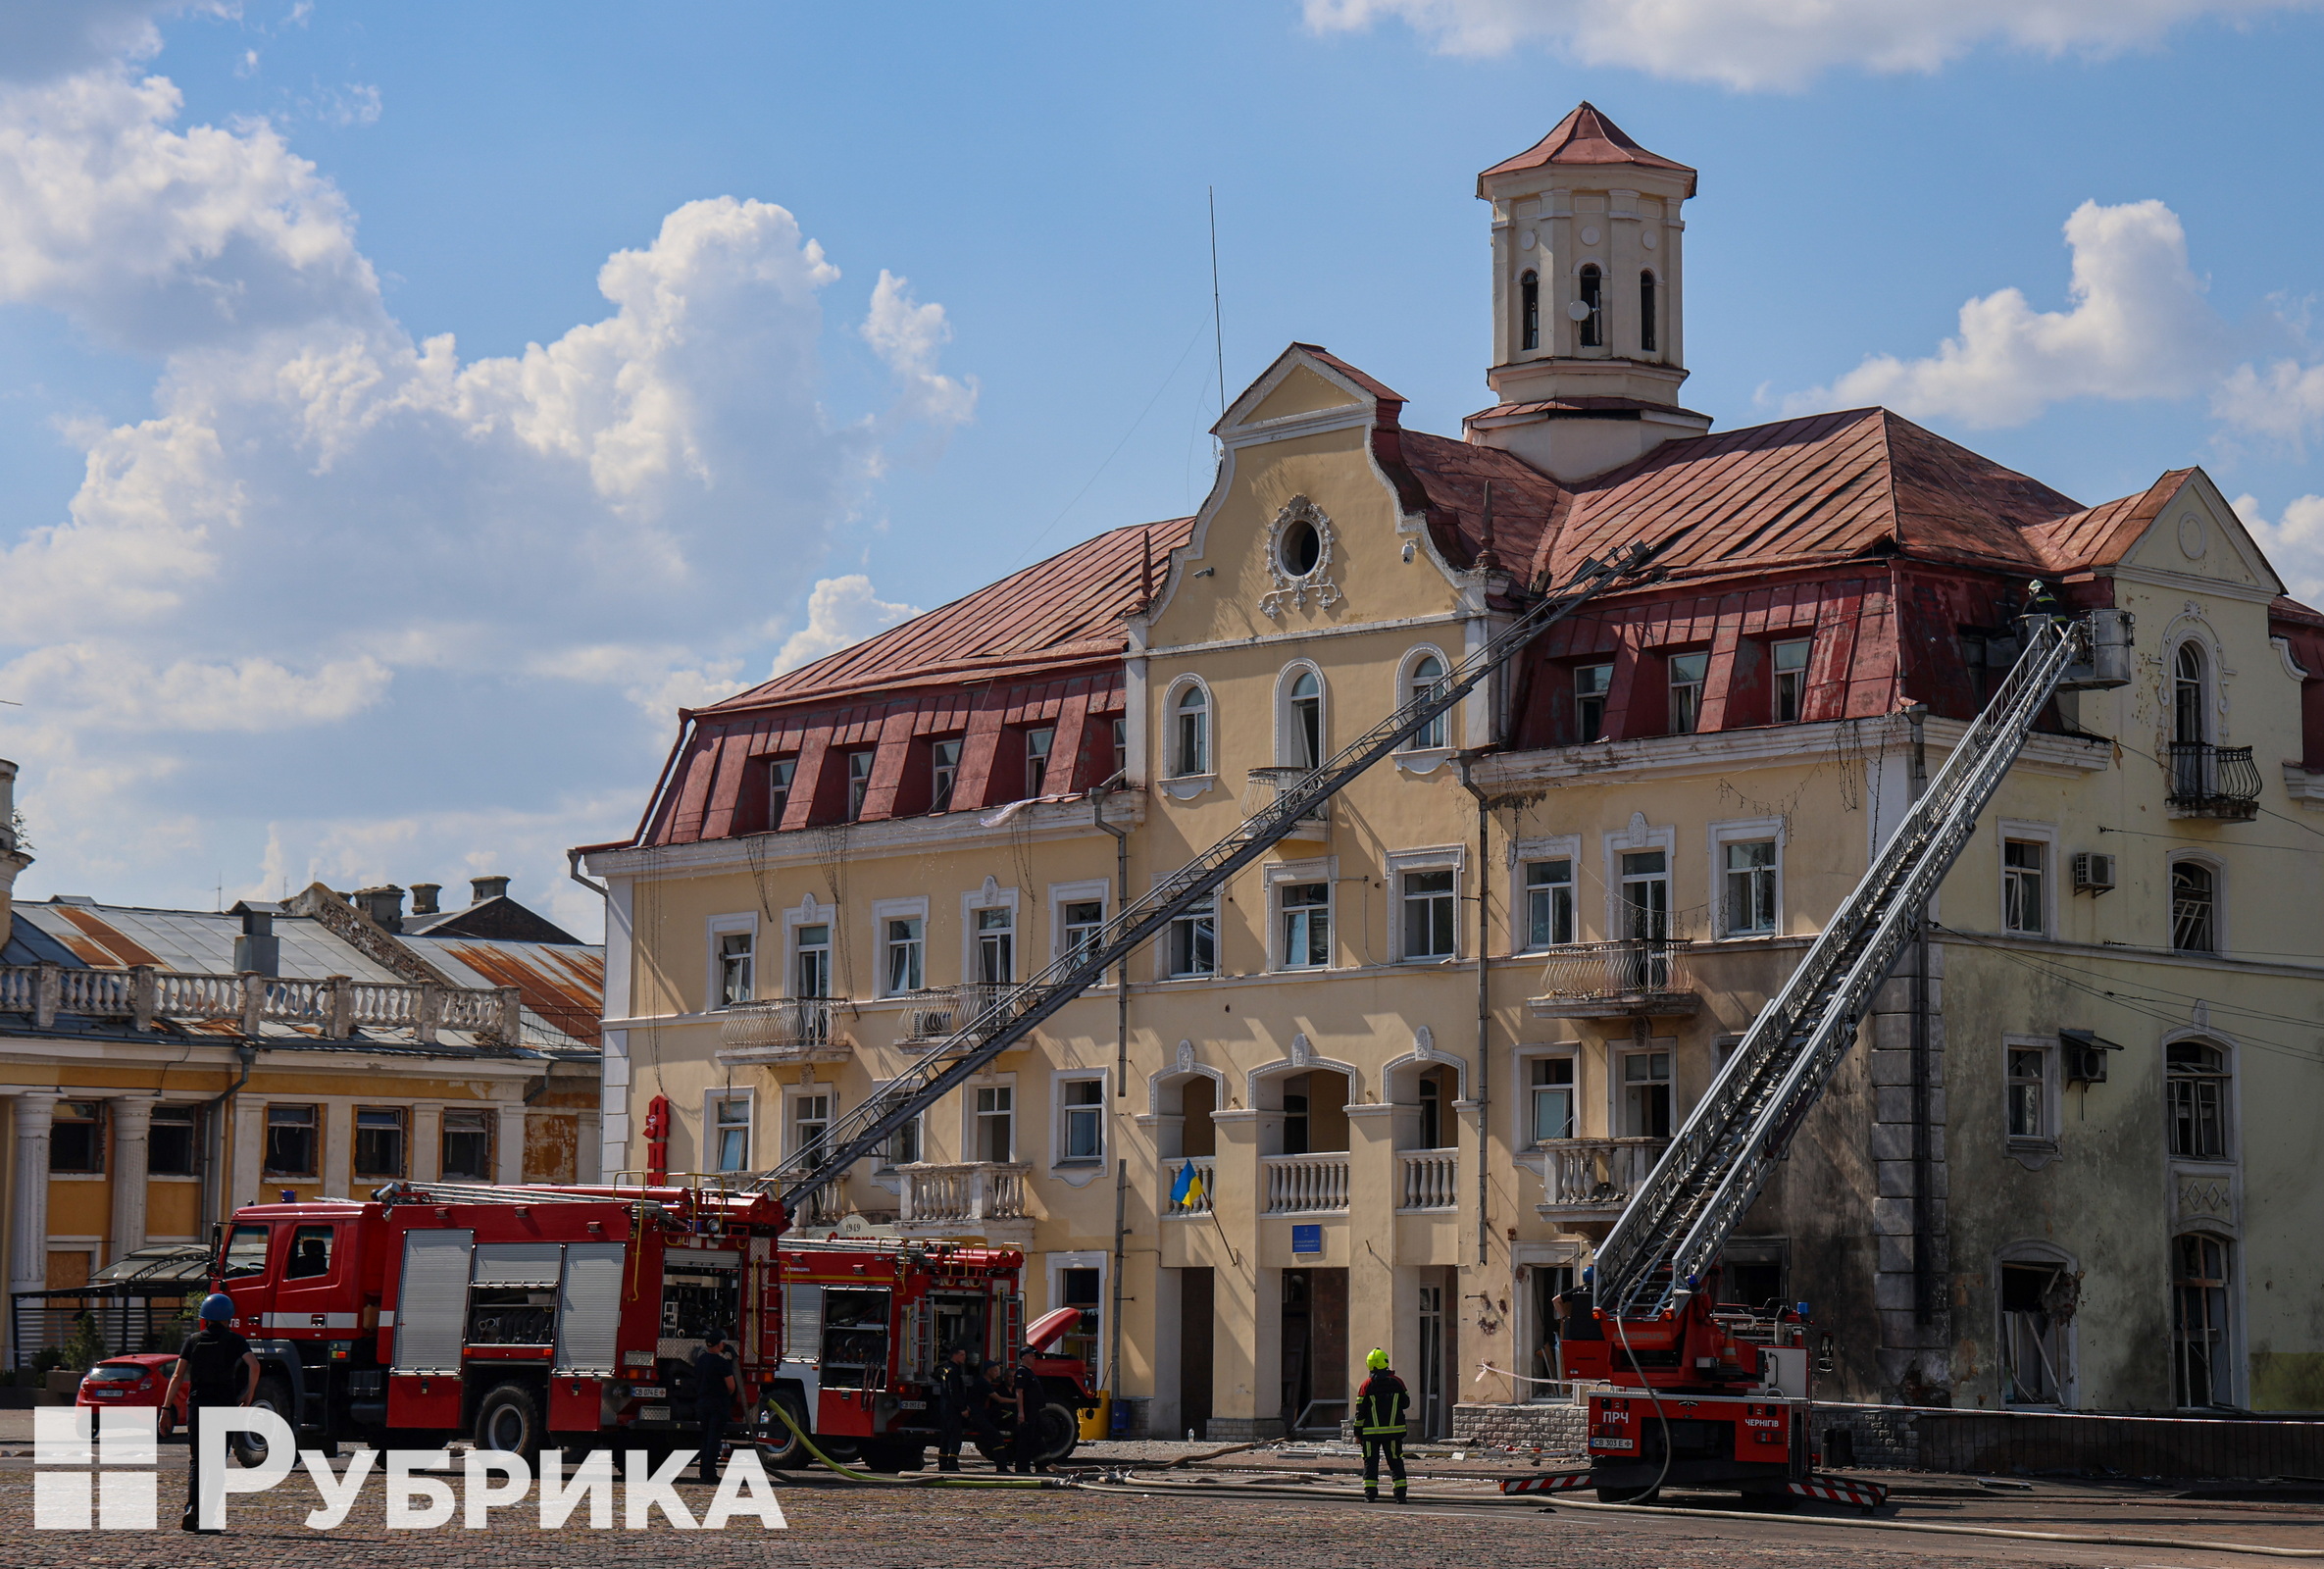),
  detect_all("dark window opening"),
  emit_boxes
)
[284,1224,335,1281]
[50,1100,103,1174]
[1772,638,1810,723]
[1578,265,1604,348]
[2171,862,2216,953]
[1519,270,1540,352]
[929,737,962,814]
[845,749,876,822]
[2166,1040,2229,1160]
[2174,643,2206,745]
[1573,662,1612,742]
[768,756,797,830]
[1668,650,1708,734]
[442,1109,493,1181]
[1639,272,1657,354]
[2172,1233,2233,1407]
[263,1103,318,1179]
[1024,726,1054,797]
[1281,519,1322,577]
[149,1105,199,1177]
[352,1106,406,1179]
